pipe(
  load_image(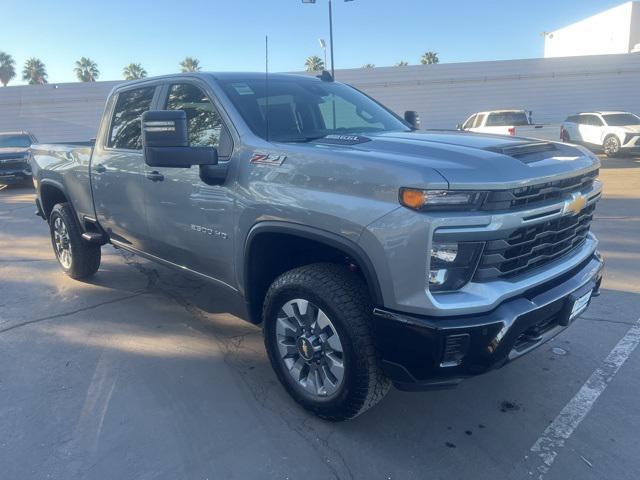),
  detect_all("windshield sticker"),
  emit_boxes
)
[231,82,255,95]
